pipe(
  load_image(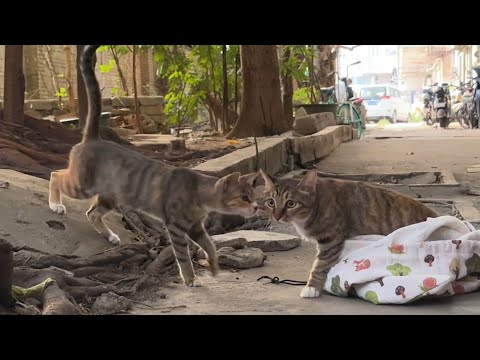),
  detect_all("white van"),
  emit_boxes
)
[359,84,411,123]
